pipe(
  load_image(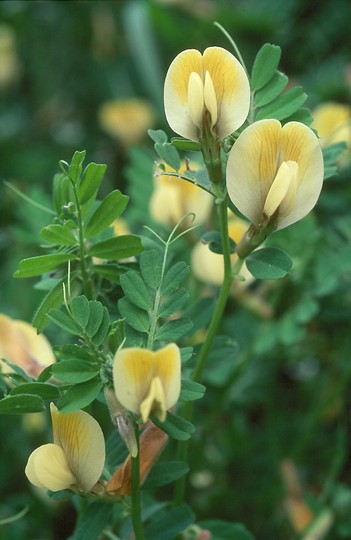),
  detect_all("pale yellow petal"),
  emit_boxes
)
[263,162,292,218]
[191,242,224,286]
[187,71,204,128]
[226,119,281,225]
[149,176,184,226]
[154,343,181,410]
[164,49,203,141]
[278,122,323,229]
[15,321,56,367]
[25,443,76,491]
[140,376,166,423]
[0,315,55,377]
[50,404,105,493]
[204,71,217,126]
[113,348,155,415]
[278,161,299,217]
[203,47,250,139]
